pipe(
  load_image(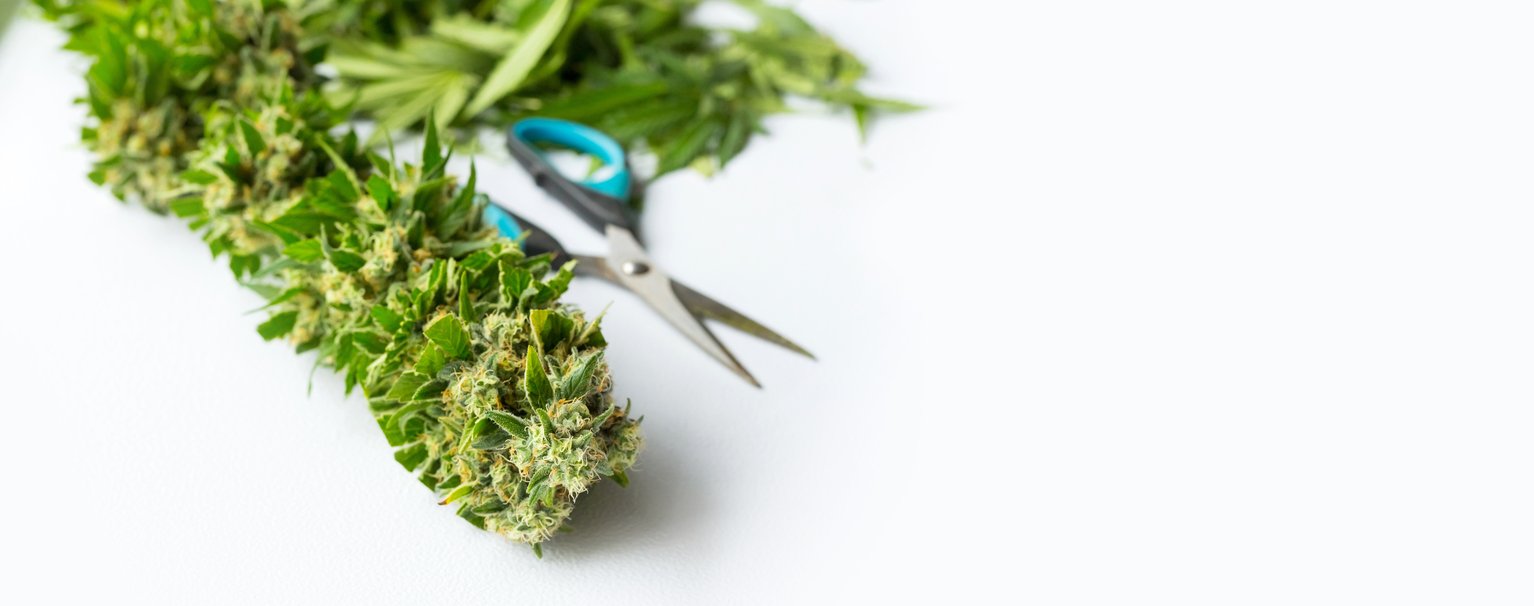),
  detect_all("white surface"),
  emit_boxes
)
[3,1,1534,603]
